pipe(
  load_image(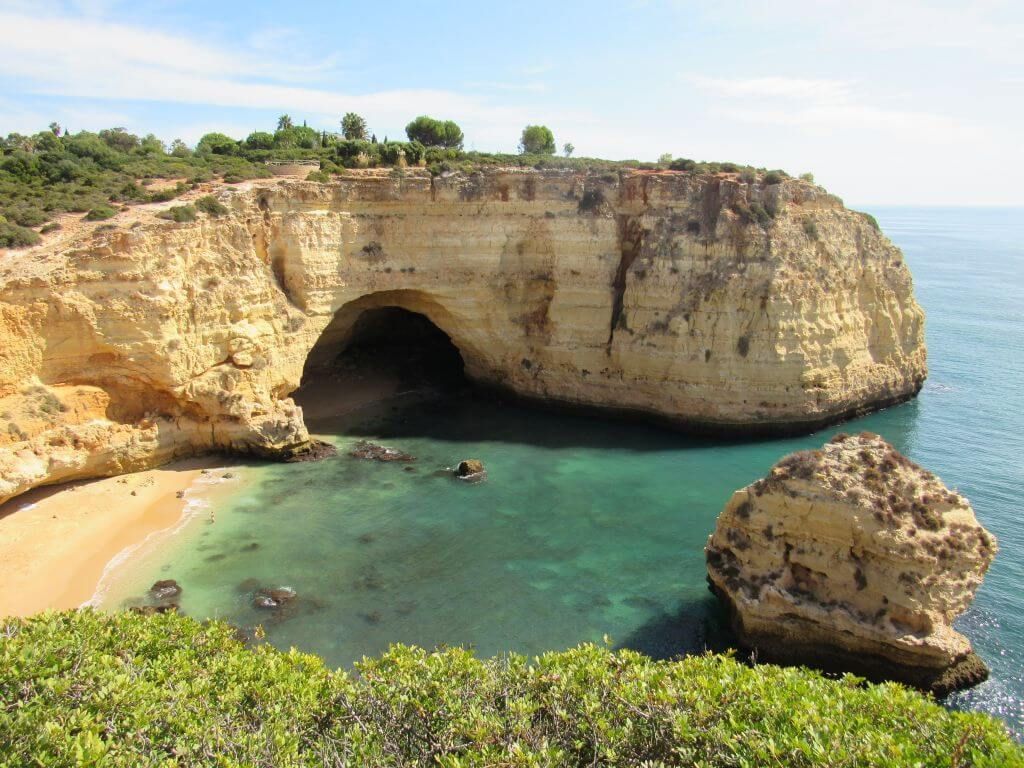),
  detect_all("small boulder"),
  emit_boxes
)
[455,459,485,481]
[149,579,182,602]
[283,439,338,463]
[350,440,415,463]
[253,586,297,610]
